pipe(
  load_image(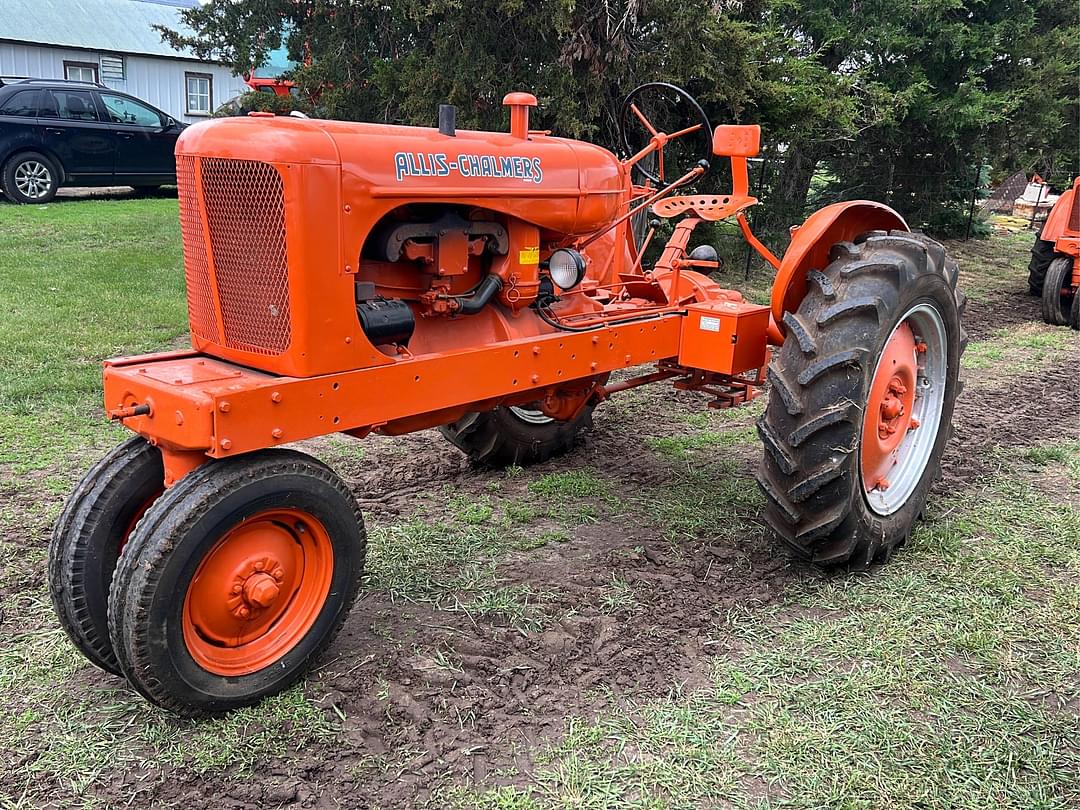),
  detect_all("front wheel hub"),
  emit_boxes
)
[183,509,334,676]
[243,571,281,609]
